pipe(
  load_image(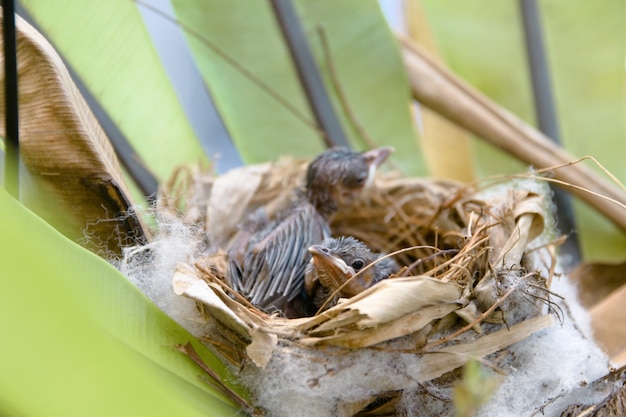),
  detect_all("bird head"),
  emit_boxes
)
[306,236,380,298]
[305,147,393,216]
